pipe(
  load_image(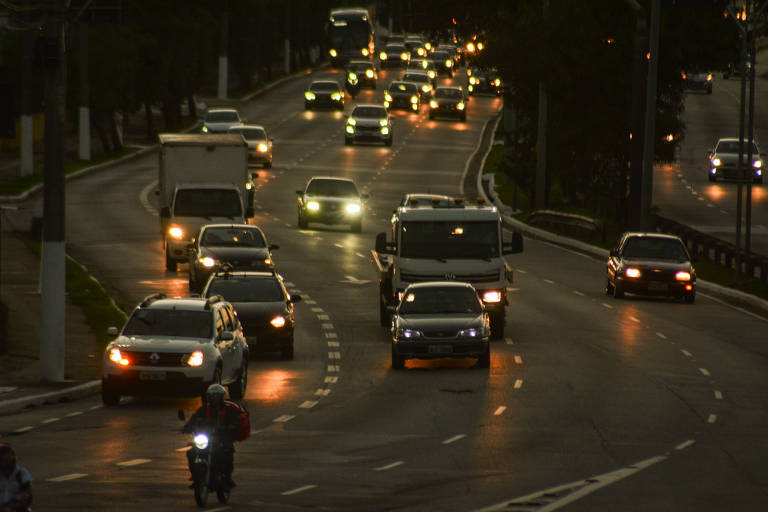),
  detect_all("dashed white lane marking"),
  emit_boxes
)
[304,299,317,305]
[325,332,338,338]
[328,352,341,359]
[355,252,366,258]
[315,389,331,396]
[116,459,151,467]
[681,350,693,357]
[317,314,330,320]
[274,415,295,423]
[322,323,334,330]
[41,418,60,424]
[324,376,338,384]
[505,338,514,345]
[714,390,723,400]
[513,355,523,364]
[176,446,192,452]
[327,365,340,372]
[282,485,318,496]
[516,269,527,274]
[299,401,318,409]
[720,209,729,215]
[284,282,295,287]
[47,473,88,482]
[699,368,711,376]
[656,332,667,340]
[374,461,405,471]
[675,439,696,451]
[707,414,718,424]
[494,406,507,416]
[543,279,555,284]
[601,303,613,309]
[89,405,102,411]
[442,434,467,445]
[311,307,324,313]
[514,379,523,389]
[334,243,344,248]
[573,290,585,296]
[65,411,82,417]
[14,426,34,433]
[327,341,340,347]
[628,316,640,323]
